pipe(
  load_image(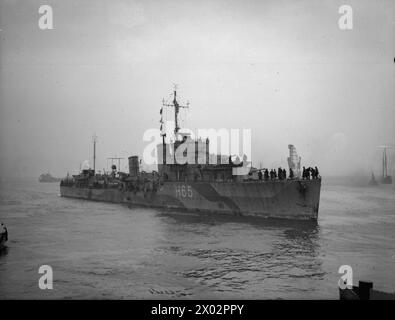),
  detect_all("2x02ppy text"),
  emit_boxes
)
[151,304,244,317]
